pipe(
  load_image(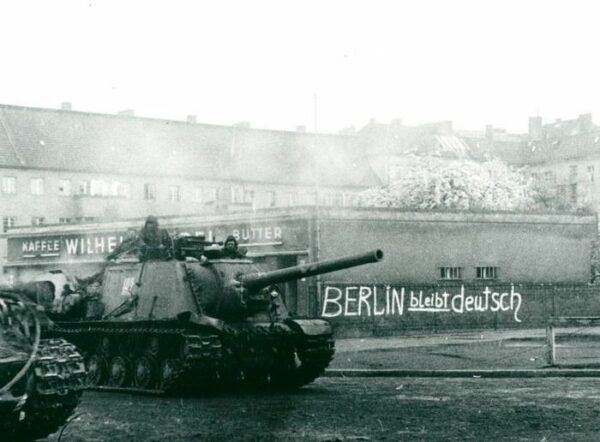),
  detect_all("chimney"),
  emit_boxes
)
[485,124,494,143]
[233,121,250,129]
[186,114,197,124]
[118,109,135,117]
[528,116,543,141]
[60,102,72,111]
[578,113,593,133]
[296,125,306,133]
